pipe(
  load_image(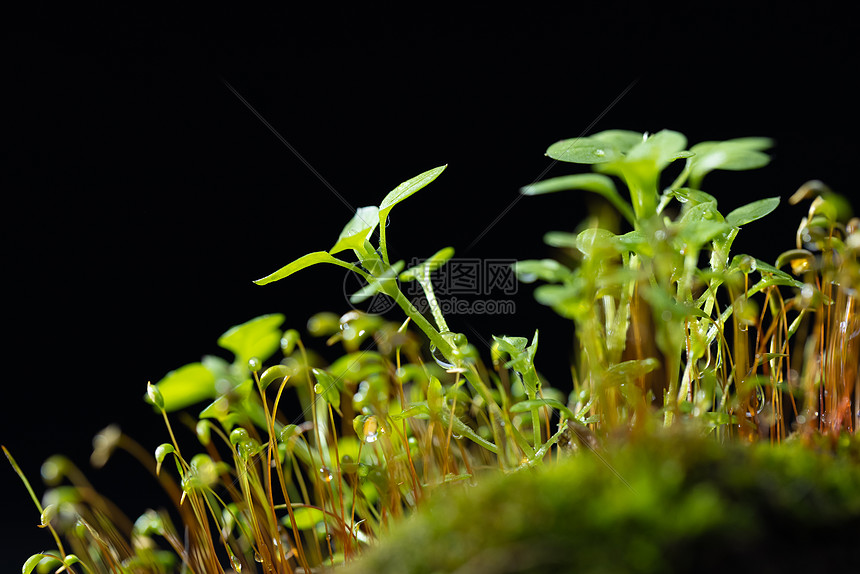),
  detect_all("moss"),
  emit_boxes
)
[345,431,860,574]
